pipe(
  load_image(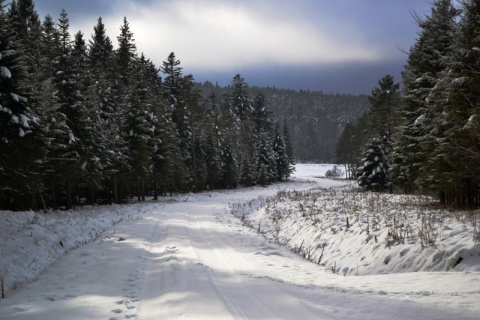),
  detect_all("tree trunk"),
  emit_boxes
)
[113,176,118,204]
[153,178,158,200]
[52,177,58,211]
[137,178,141,202]
[66,178,72,210]
[90,186,95,207]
